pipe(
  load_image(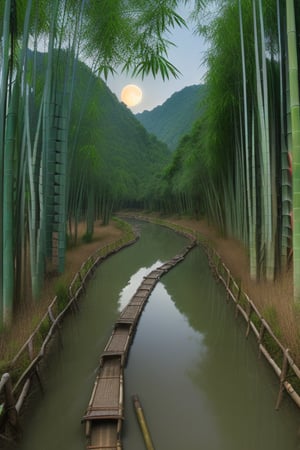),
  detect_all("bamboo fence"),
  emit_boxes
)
[0,225,137,435]
[204,244,300,410]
